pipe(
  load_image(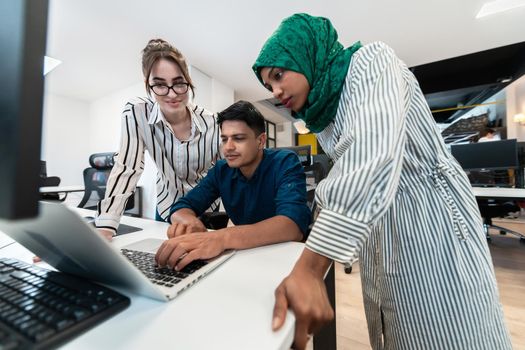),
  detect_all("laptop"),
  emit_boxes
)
[0,201,234,302]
